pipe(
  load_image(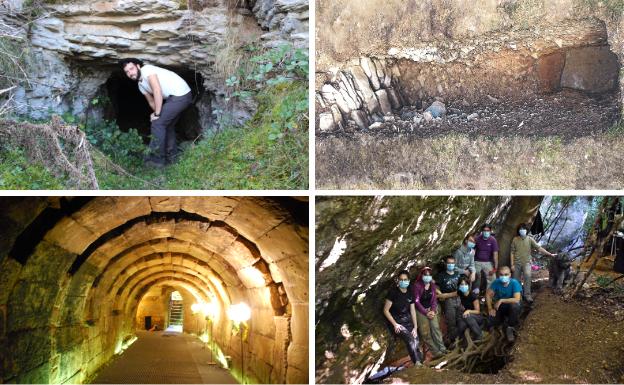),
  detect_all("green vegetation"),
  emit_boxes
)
[0,44,308,190]
[0,146,64,189]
